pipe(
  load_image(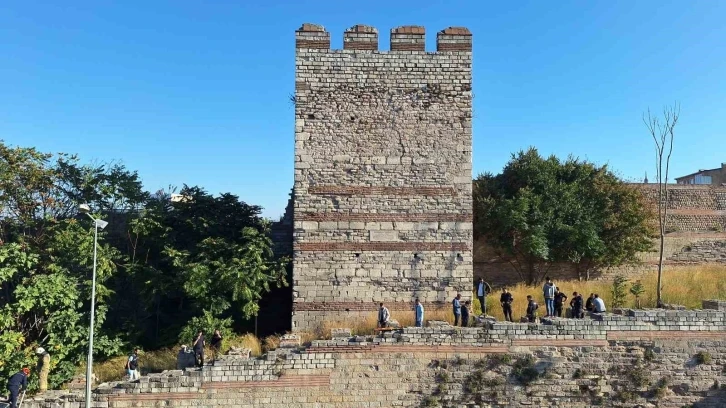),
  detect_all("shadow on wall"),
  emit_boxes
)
[694,386,726,407]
